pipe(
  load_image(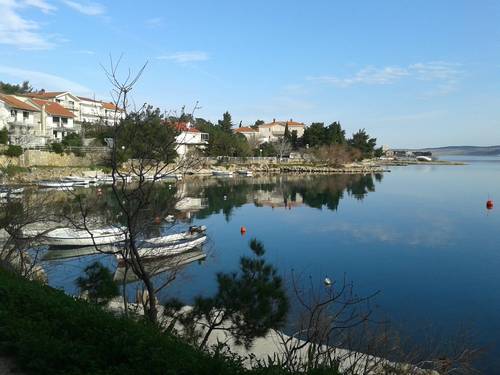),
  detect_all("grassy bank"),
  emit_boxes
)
[1,268,323,375]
